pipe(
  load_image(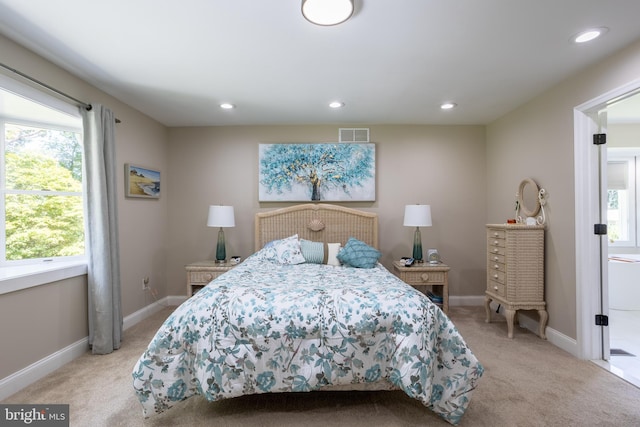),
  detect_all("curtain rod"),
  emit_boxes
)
[0,61,121,123]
